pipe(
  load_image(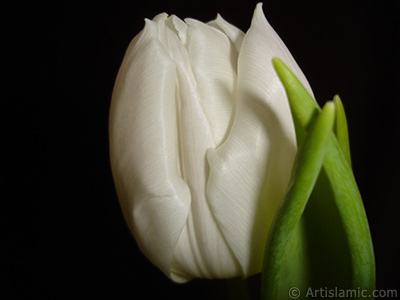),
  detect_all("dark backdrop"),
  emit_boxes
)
[8,0,399,298]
